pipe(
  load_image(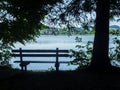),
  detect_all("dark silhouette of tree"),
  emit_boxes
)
[84,0,120,70]
[90,0,111,70]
